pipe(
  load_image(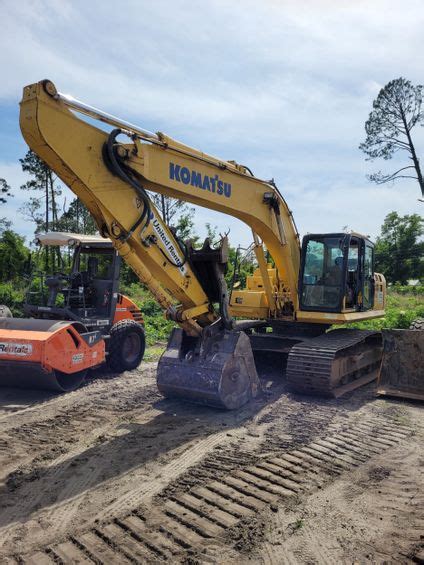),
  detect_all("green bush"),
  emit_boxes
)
[138,297,163,317]
[143,315,175,346]
[0,230,30,283]
[121,283,163,316]
[390,284,424,296]
[343,290,424,331]
[121,282,175,345]
[0,283,25,317]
